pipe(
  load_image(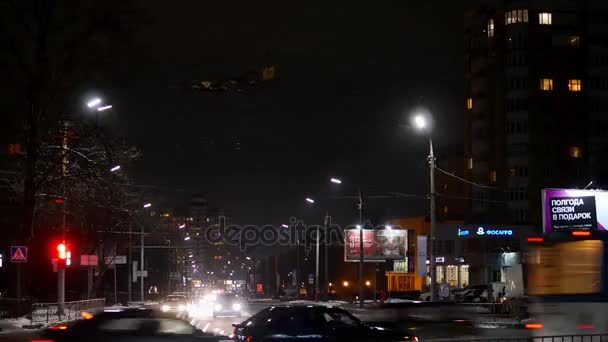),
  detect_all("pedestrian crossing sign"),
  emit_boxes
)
[10,246,27,263]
